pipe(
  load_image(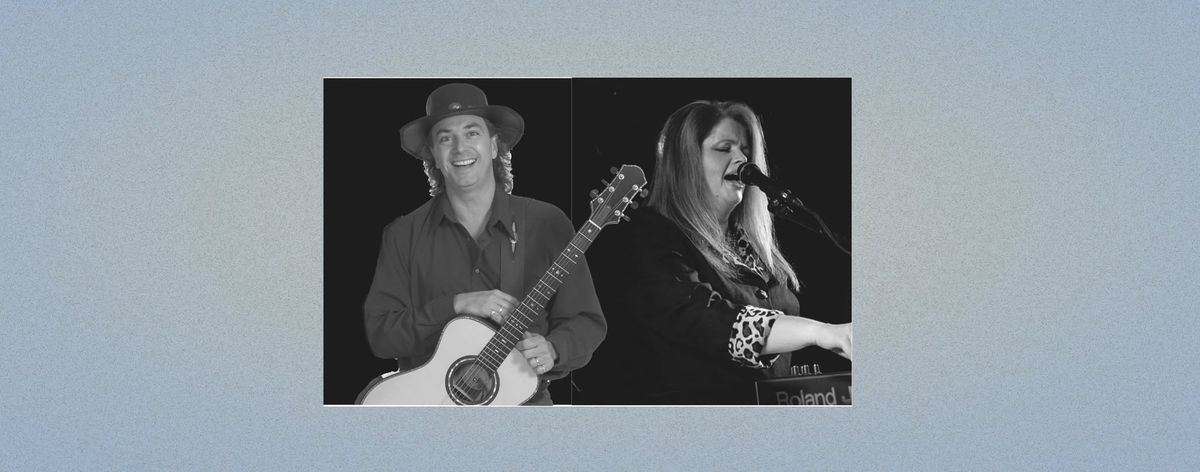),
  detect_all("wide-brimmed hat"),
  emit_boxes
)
[399,83,525,160]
